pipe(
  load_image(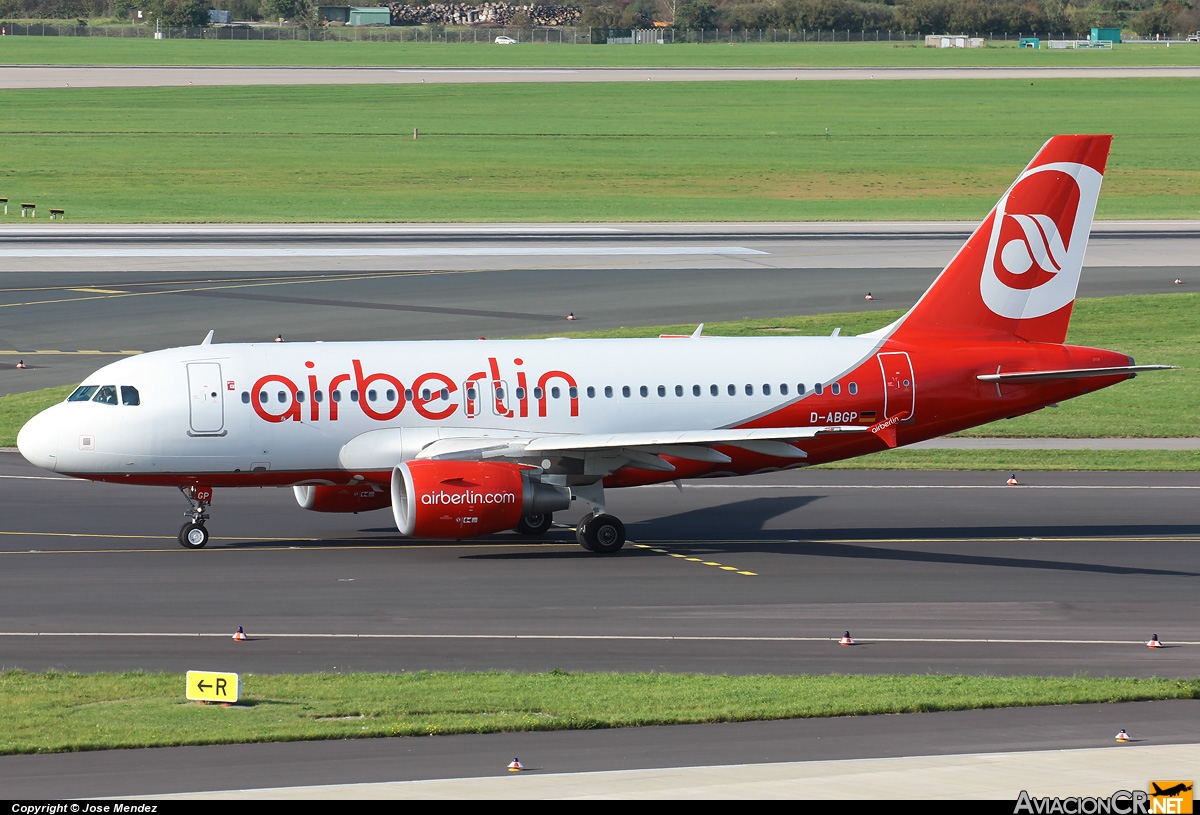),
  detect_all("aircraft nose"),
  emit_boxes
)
[16,408,58,471]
